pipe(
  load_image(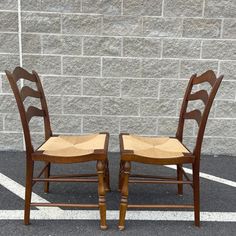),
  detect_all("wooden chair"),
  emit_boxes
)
[118,70,223,230]
[5,67,110,229]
